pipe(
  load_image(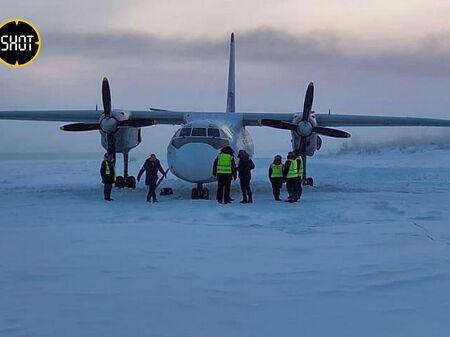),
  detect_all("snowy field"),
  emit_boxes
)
[1,147,450,337]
